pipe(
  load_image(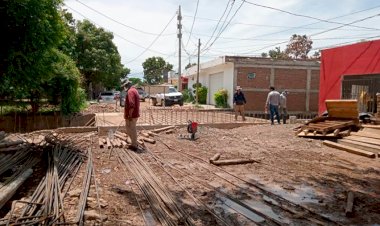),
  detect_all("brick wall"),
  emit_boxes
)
[274,68,307,90]
[237,67,270,89]
[236,64,319,113]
